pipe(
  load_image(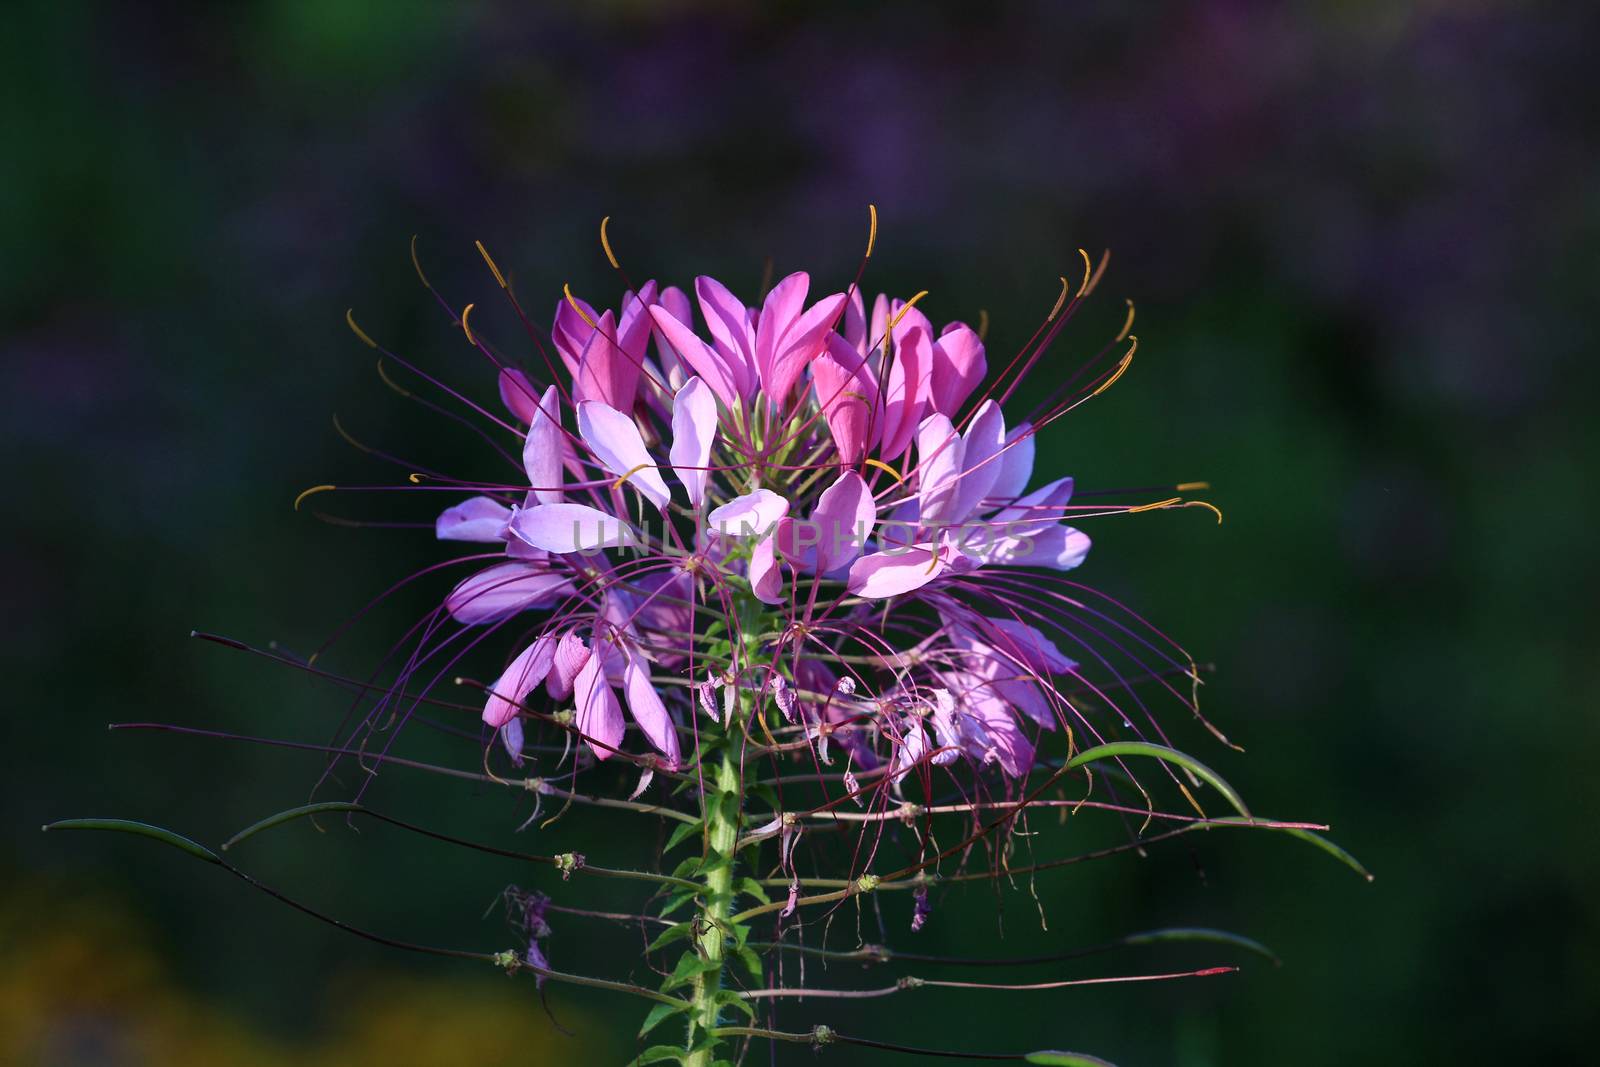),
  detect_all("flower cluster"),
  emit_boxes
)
[51,221,1364,1067]
[442,271,1099,794]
